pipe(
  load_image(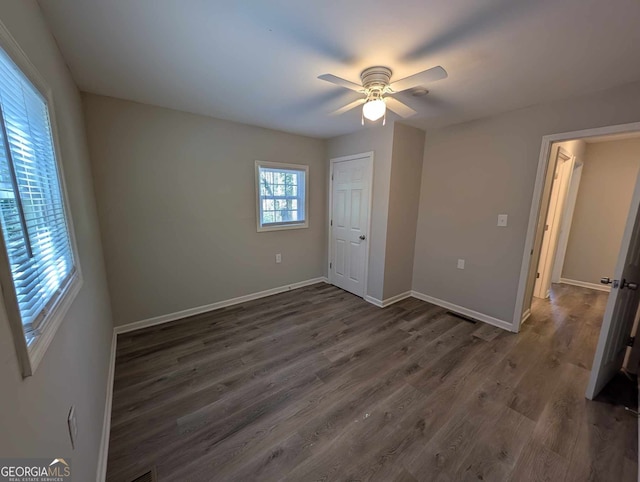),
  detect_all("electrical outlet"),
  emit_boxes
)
[275,253,282,264]
[457,259,465,270]
[497,214,508,227]
[67,406,77,450]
